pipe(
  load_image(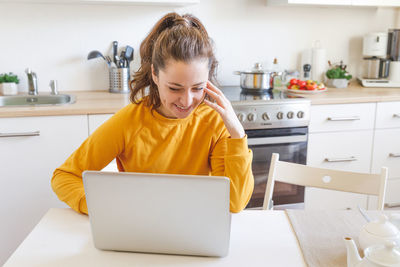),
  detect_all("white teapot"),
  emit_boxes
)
[344,237,400,267]
[359,215,400,250]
